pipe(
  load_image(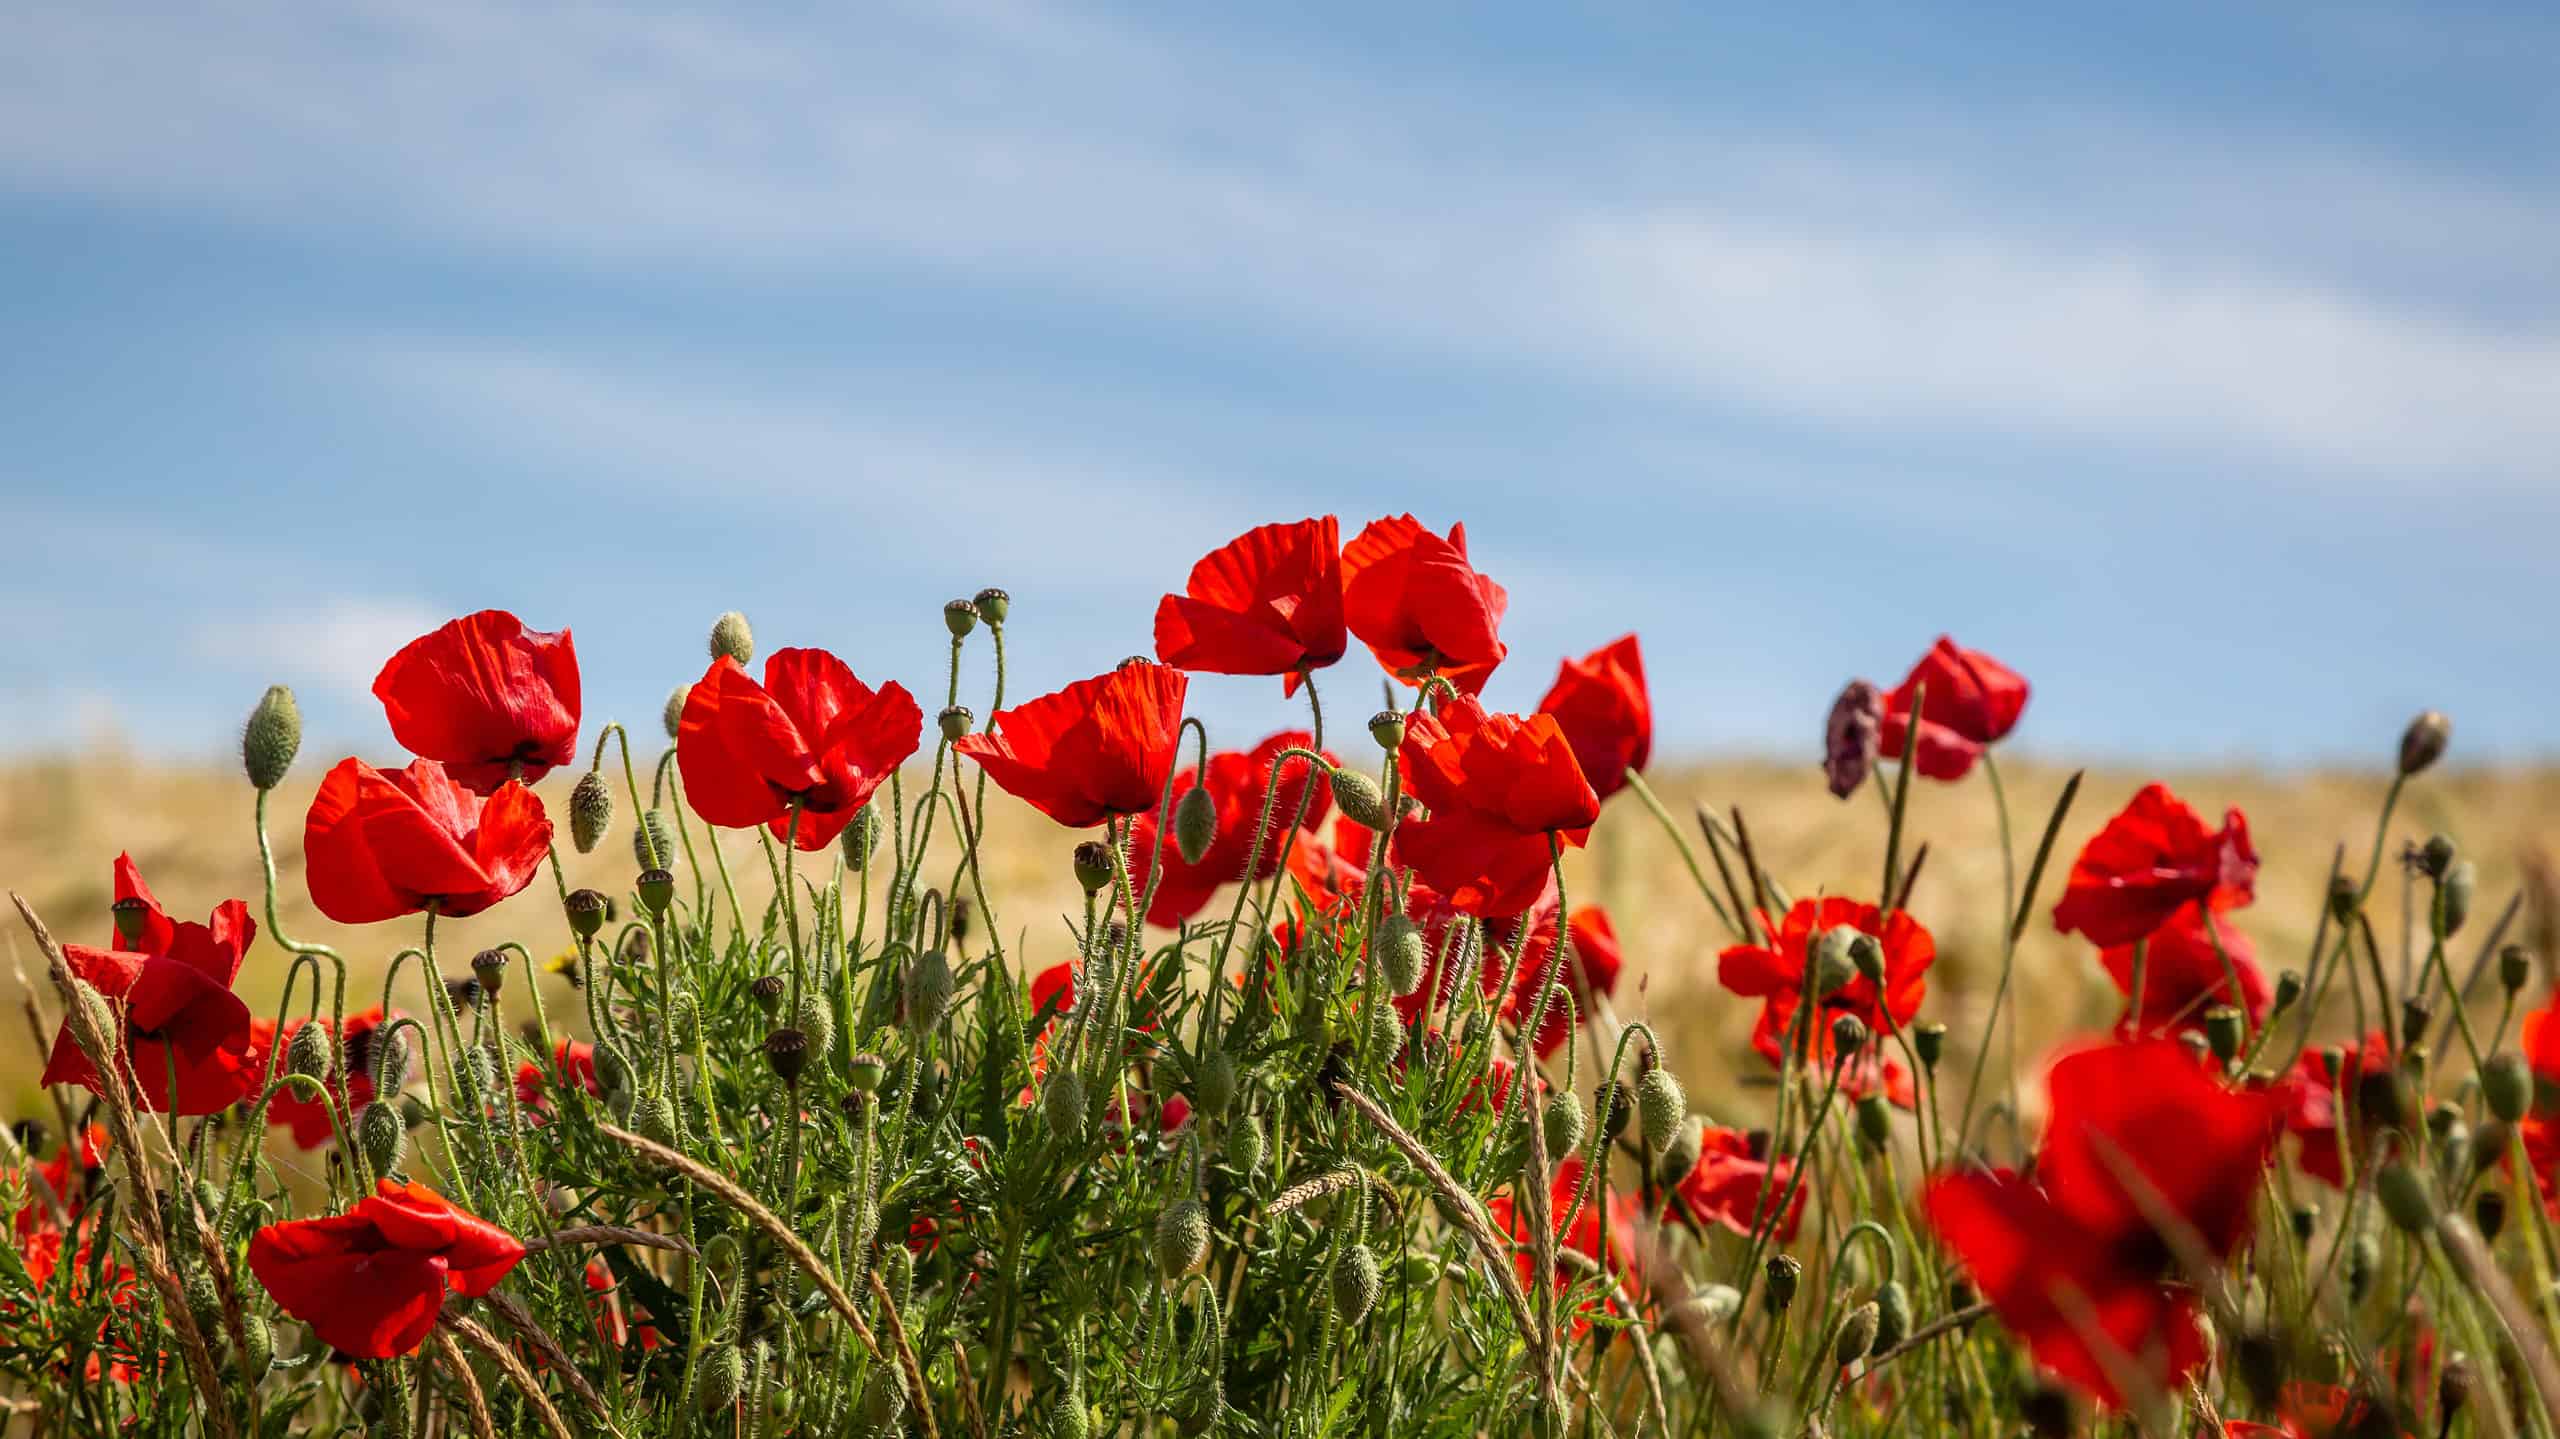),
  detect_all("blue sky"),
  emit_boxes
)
[3,0,2555,770]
